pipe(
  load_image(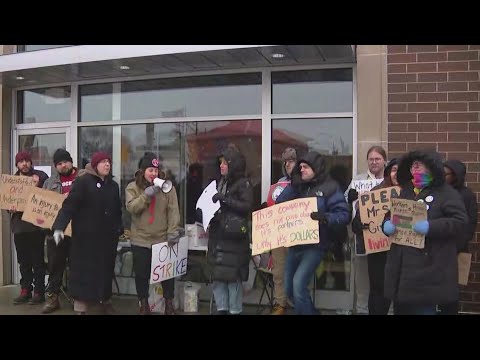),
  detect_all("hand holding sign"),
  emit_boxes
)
[196,180,220,232]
